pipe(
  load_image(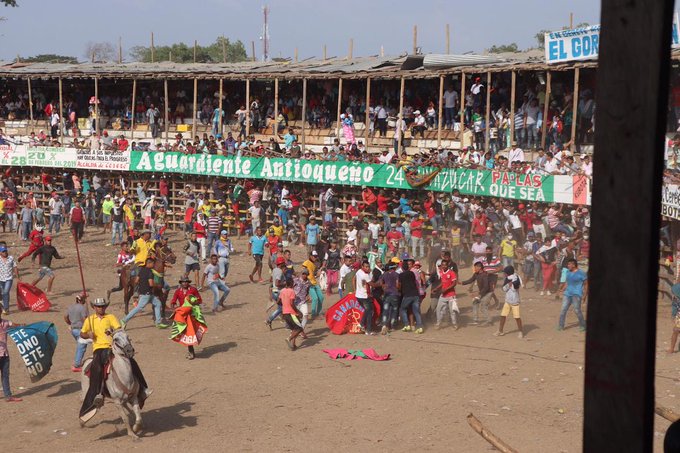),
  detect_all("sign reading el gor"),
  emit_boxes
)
[545,13,680,64]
